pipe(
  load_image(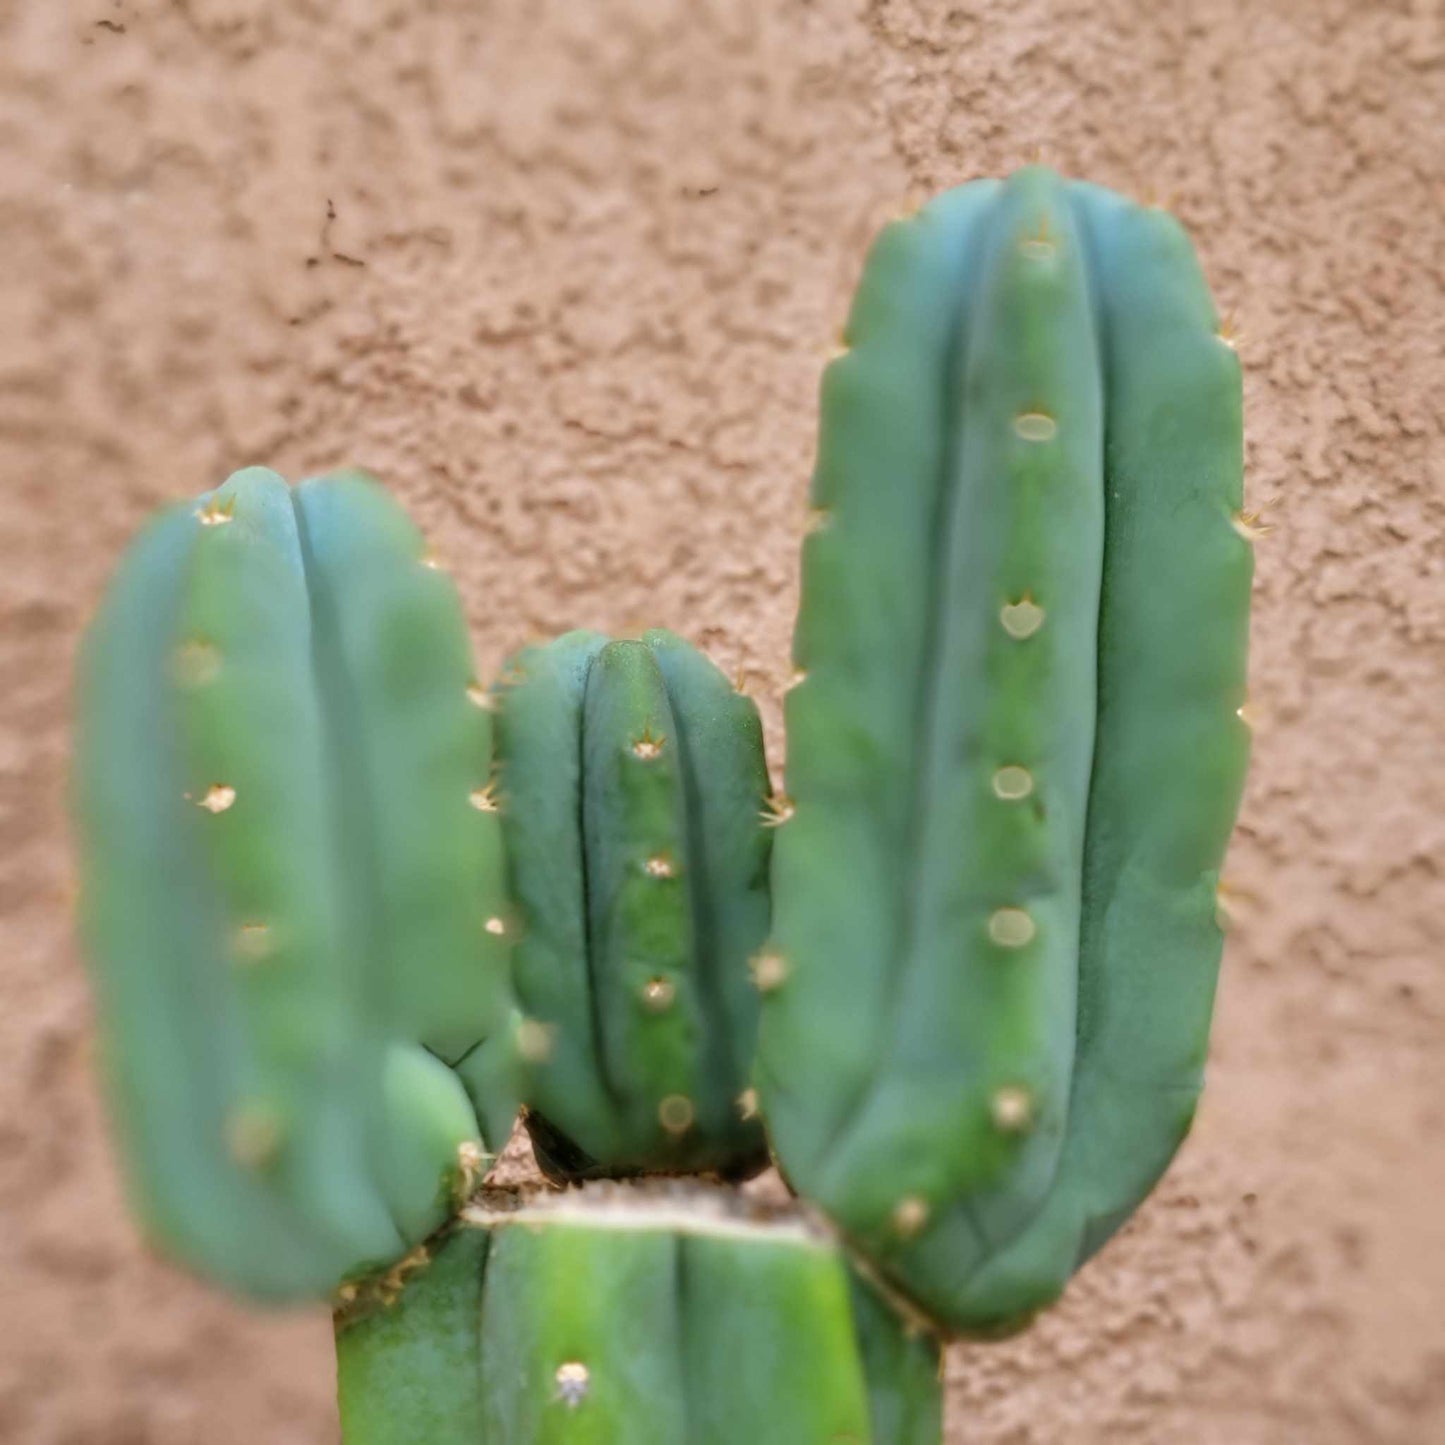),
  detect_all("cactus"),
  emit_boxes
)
[335,1184,941,1445]
[73,467,519,1300]
[490,630,772,1181]
[757,166,1251,1333]
[71,165,1250,1442]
